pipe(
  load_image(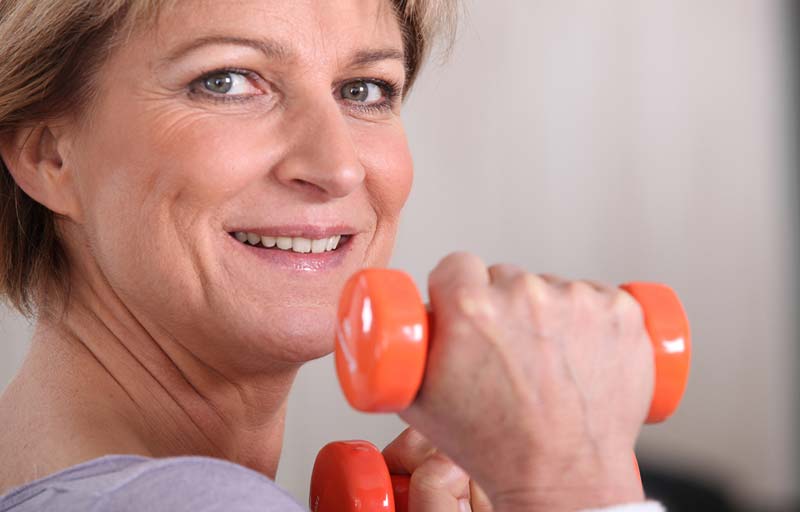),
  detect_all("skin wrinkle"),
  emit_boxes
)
[543,296,637,493]
[161,36,296,66]
[63,230,236,459]
[558,338,600,468]
[457,288,535,417]
[64,311,143,415]
[87,310,231,460]
[429,290,527,460]
[121,106,225,315]
[72,293,197,425]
